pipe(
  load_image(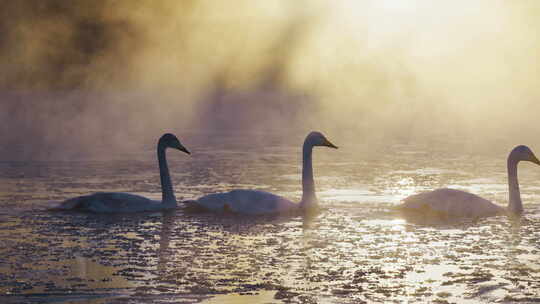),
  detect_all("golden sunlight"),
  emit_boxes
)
[371,0,416,12]
[4,1,540,303]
